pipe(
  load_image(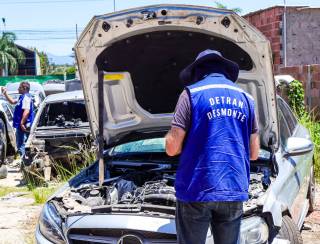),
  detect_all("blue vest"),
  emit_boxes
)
[13,93,34,129]
[175,73,255,202]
